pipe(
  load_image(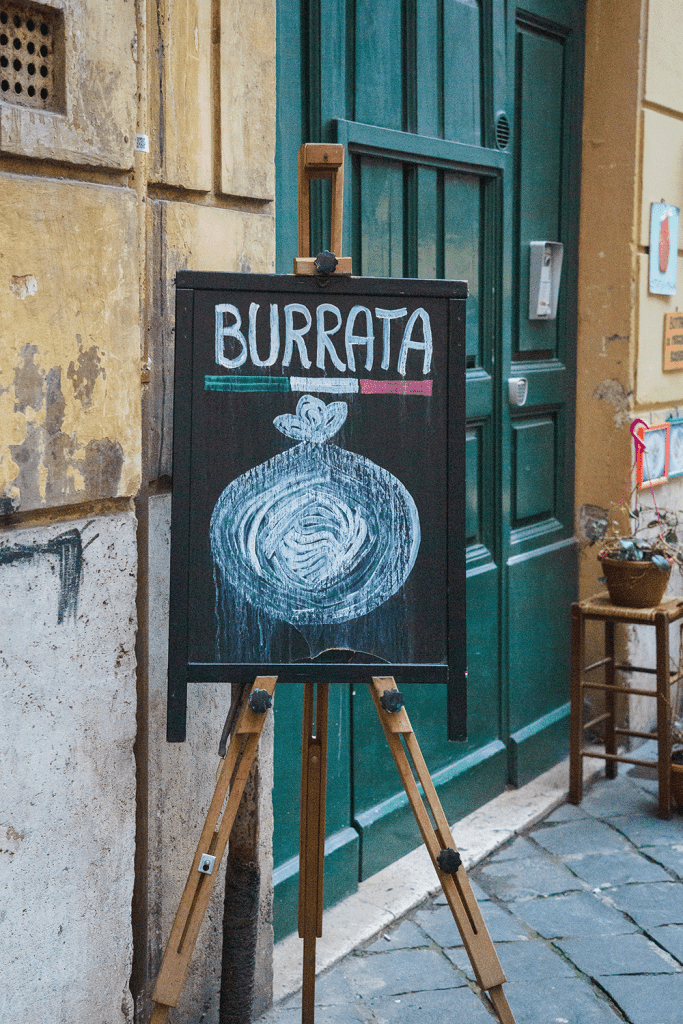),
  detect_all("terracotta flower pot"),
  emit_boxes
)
[600,556,671,608]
